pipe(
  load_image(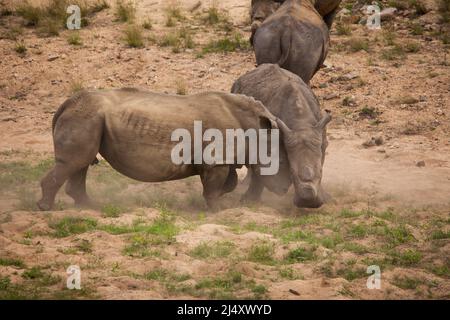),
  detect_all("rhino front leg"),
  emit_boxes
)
[200,165,231,211]
[241,168,264,203]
